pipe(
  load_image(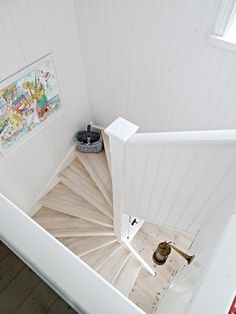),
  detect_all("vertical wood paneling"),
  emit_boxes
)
[177,148,236,230]
[0,0,90,212]
[159,147,197,223]
[75,0,236,132]
[123,141,236,234]
[188,164,236,232]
